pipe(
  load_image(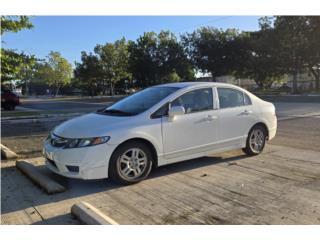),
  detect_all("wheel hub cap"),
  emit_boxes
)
[250,129,265,153]
[118,148,147,180]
